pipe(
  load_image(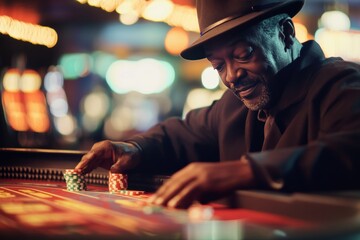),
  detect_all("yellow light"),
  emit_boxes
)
[100,0,120,12]
[83,91,110,118]
[186,88,213,110]
[19,70,42,93]
[294,22,308,43]
[165,5,199,32]
[0,16,58,48]
[54,114,77,136]
[0,15,12,34]
[119,10,139,25]
[164,27,189,55]
[116,0,136,14]
[88,0,101,7]
[76,0,199,33]
[182,88,224,117]
[142,0,174,22]
[3,68,21,92]
[110,106,134,132]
